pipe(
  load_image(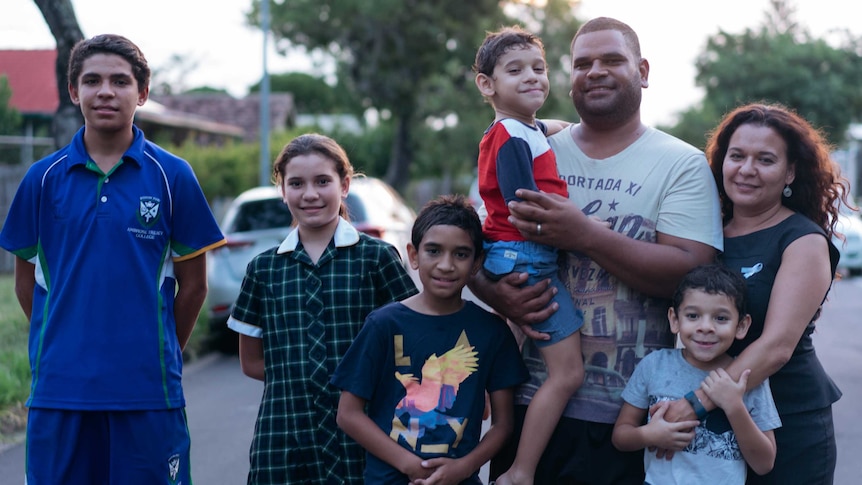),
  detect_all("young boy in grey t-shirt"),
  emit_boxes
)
[612,263,781,484]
